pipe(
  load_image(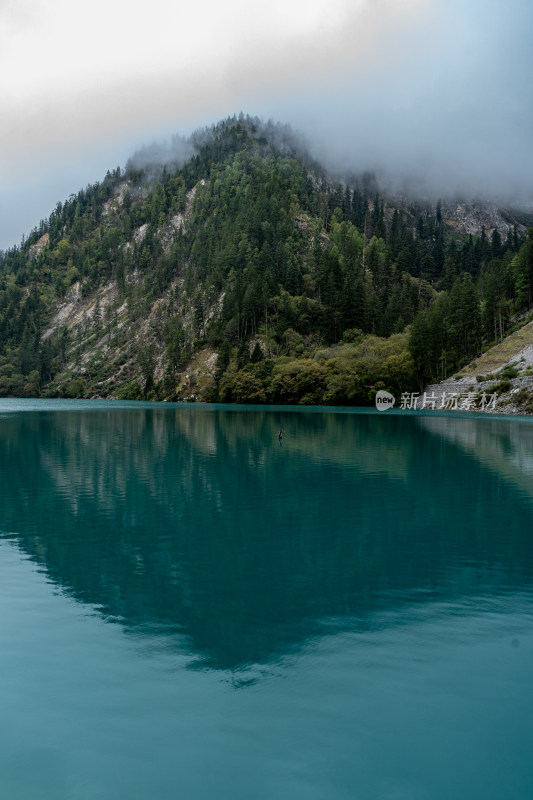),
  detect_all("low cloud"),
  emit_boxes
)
[126,135,197,174]
[1,0,532,248]
[281,0,533,204]
[0,0,422,177]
